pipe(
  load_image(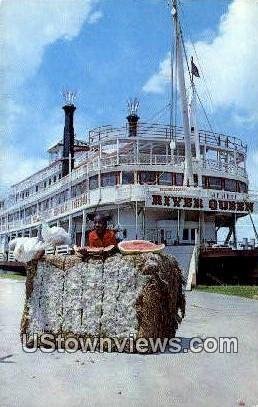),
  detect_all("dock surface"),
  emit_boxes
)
[0,276,258,407]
